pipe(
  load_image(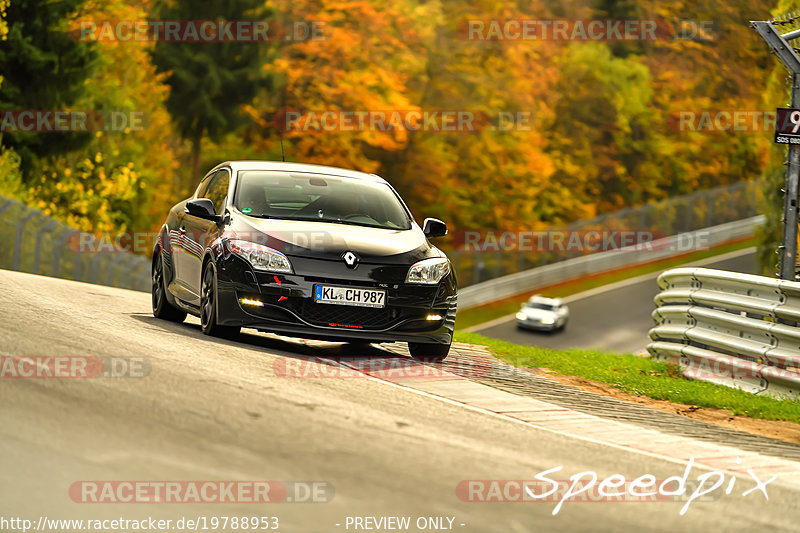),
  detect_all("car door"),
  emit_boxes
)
[172,171,215,302]
[183,168,231,299]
